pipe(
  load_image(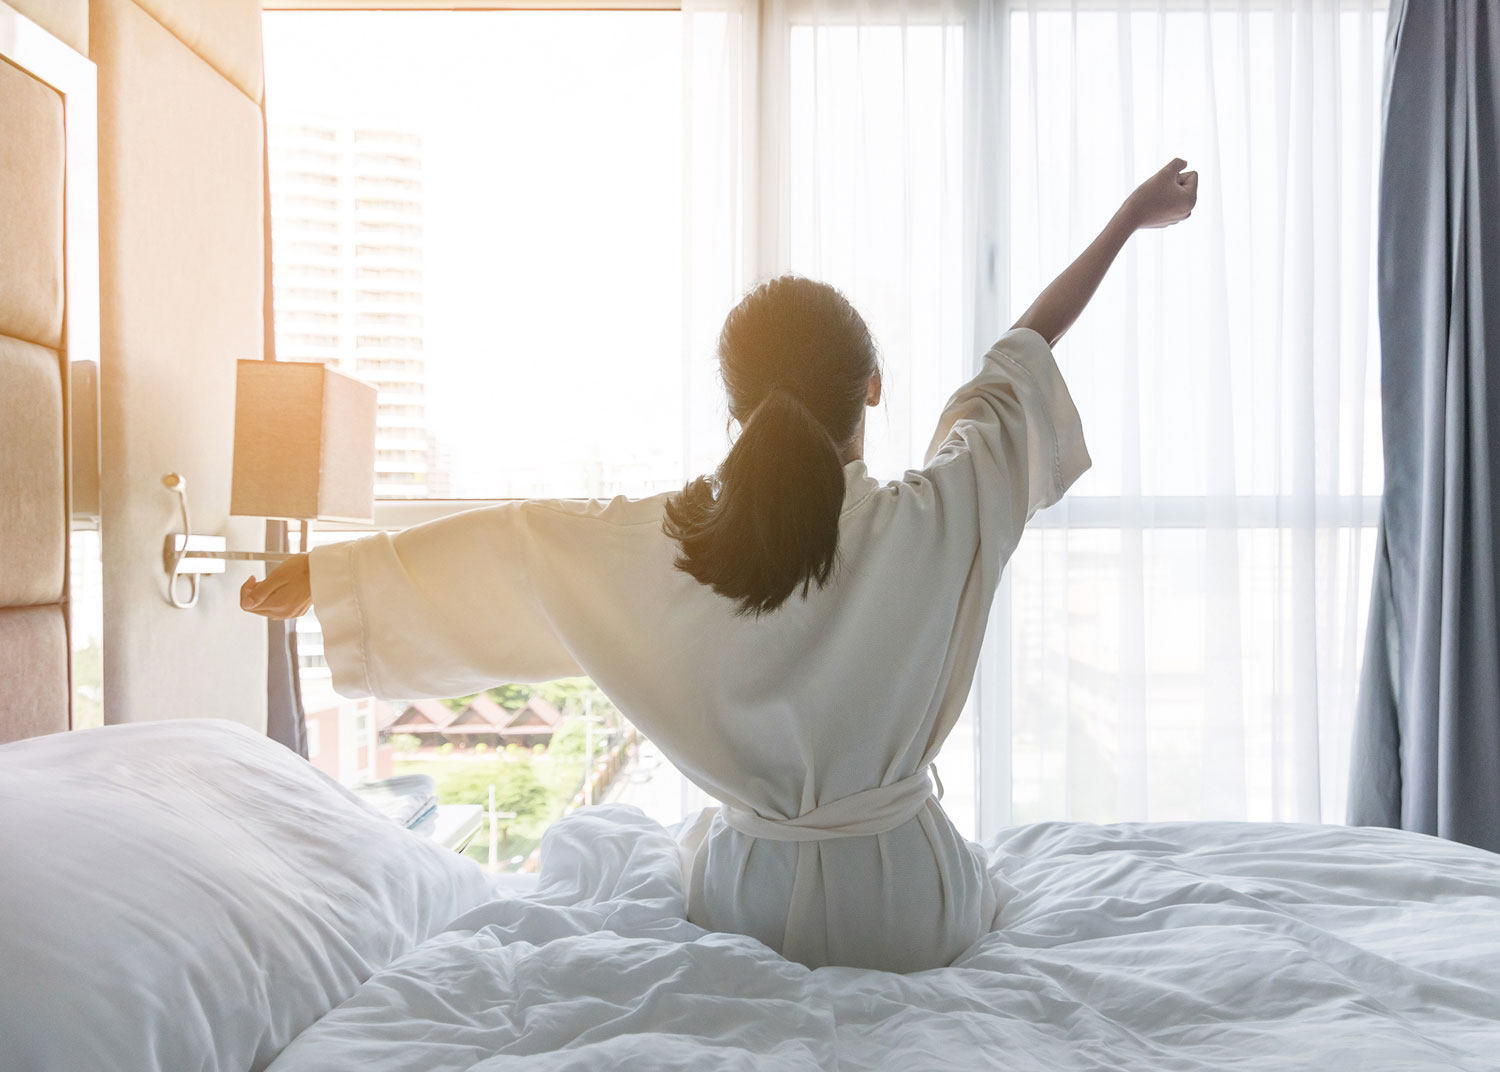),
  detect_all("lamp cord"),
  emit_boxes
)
[164,477,200,610]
